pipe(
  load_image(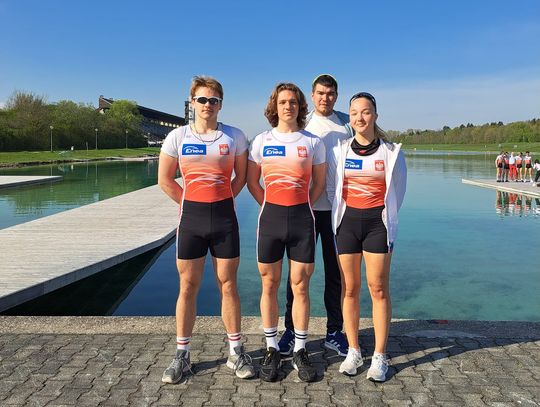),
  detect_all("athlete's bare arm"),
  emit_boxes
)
[309,162,326,204]
[231,151,248,197]
[247,160,264,205]
[158,152,183,204]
